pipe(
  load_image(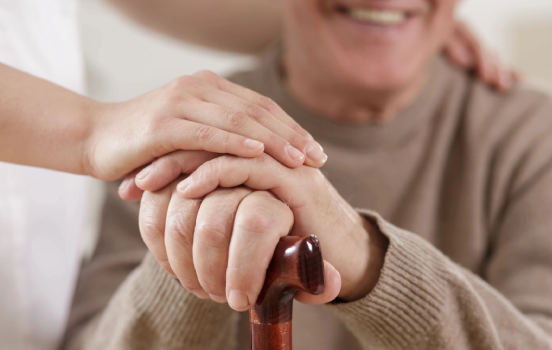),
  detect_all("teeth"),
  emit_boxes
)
[347,8,406,25]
